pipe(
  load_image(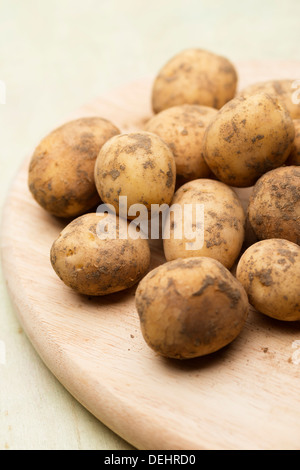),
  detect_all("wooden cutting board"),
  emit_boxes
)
[2,61,300,450]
